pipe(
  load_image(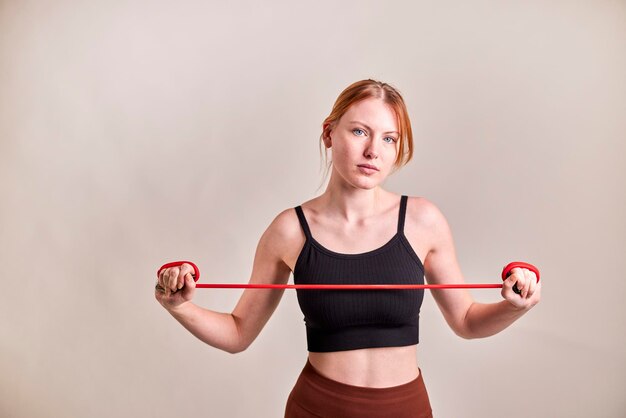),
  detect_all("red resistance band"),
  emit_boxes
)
[157,260,540,292]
